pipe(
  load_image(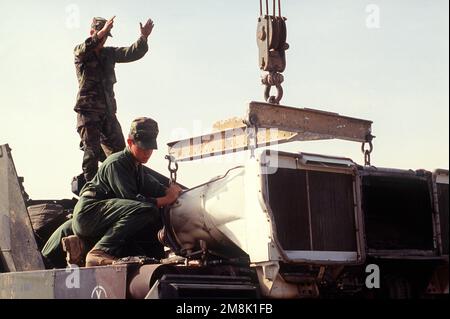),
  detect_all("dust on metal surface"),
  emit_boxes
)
[54,265,127,299]
[247,102,372,141]
[0,270,54,299]
[0,265,128,299]
[167,102,373,162]
[0,144,45,272]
